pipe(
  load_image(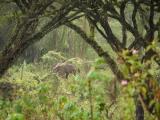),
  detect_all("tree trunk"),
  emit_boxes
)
[66,23,125,81]
[0,18,55,77]
[136,99,144,120]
